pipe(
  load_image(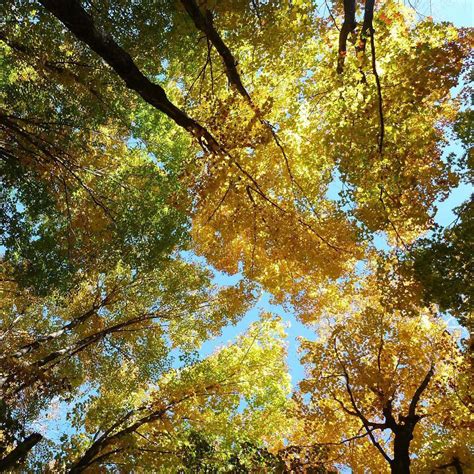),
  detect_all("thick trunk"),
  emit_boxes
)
[390,432,412,474]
